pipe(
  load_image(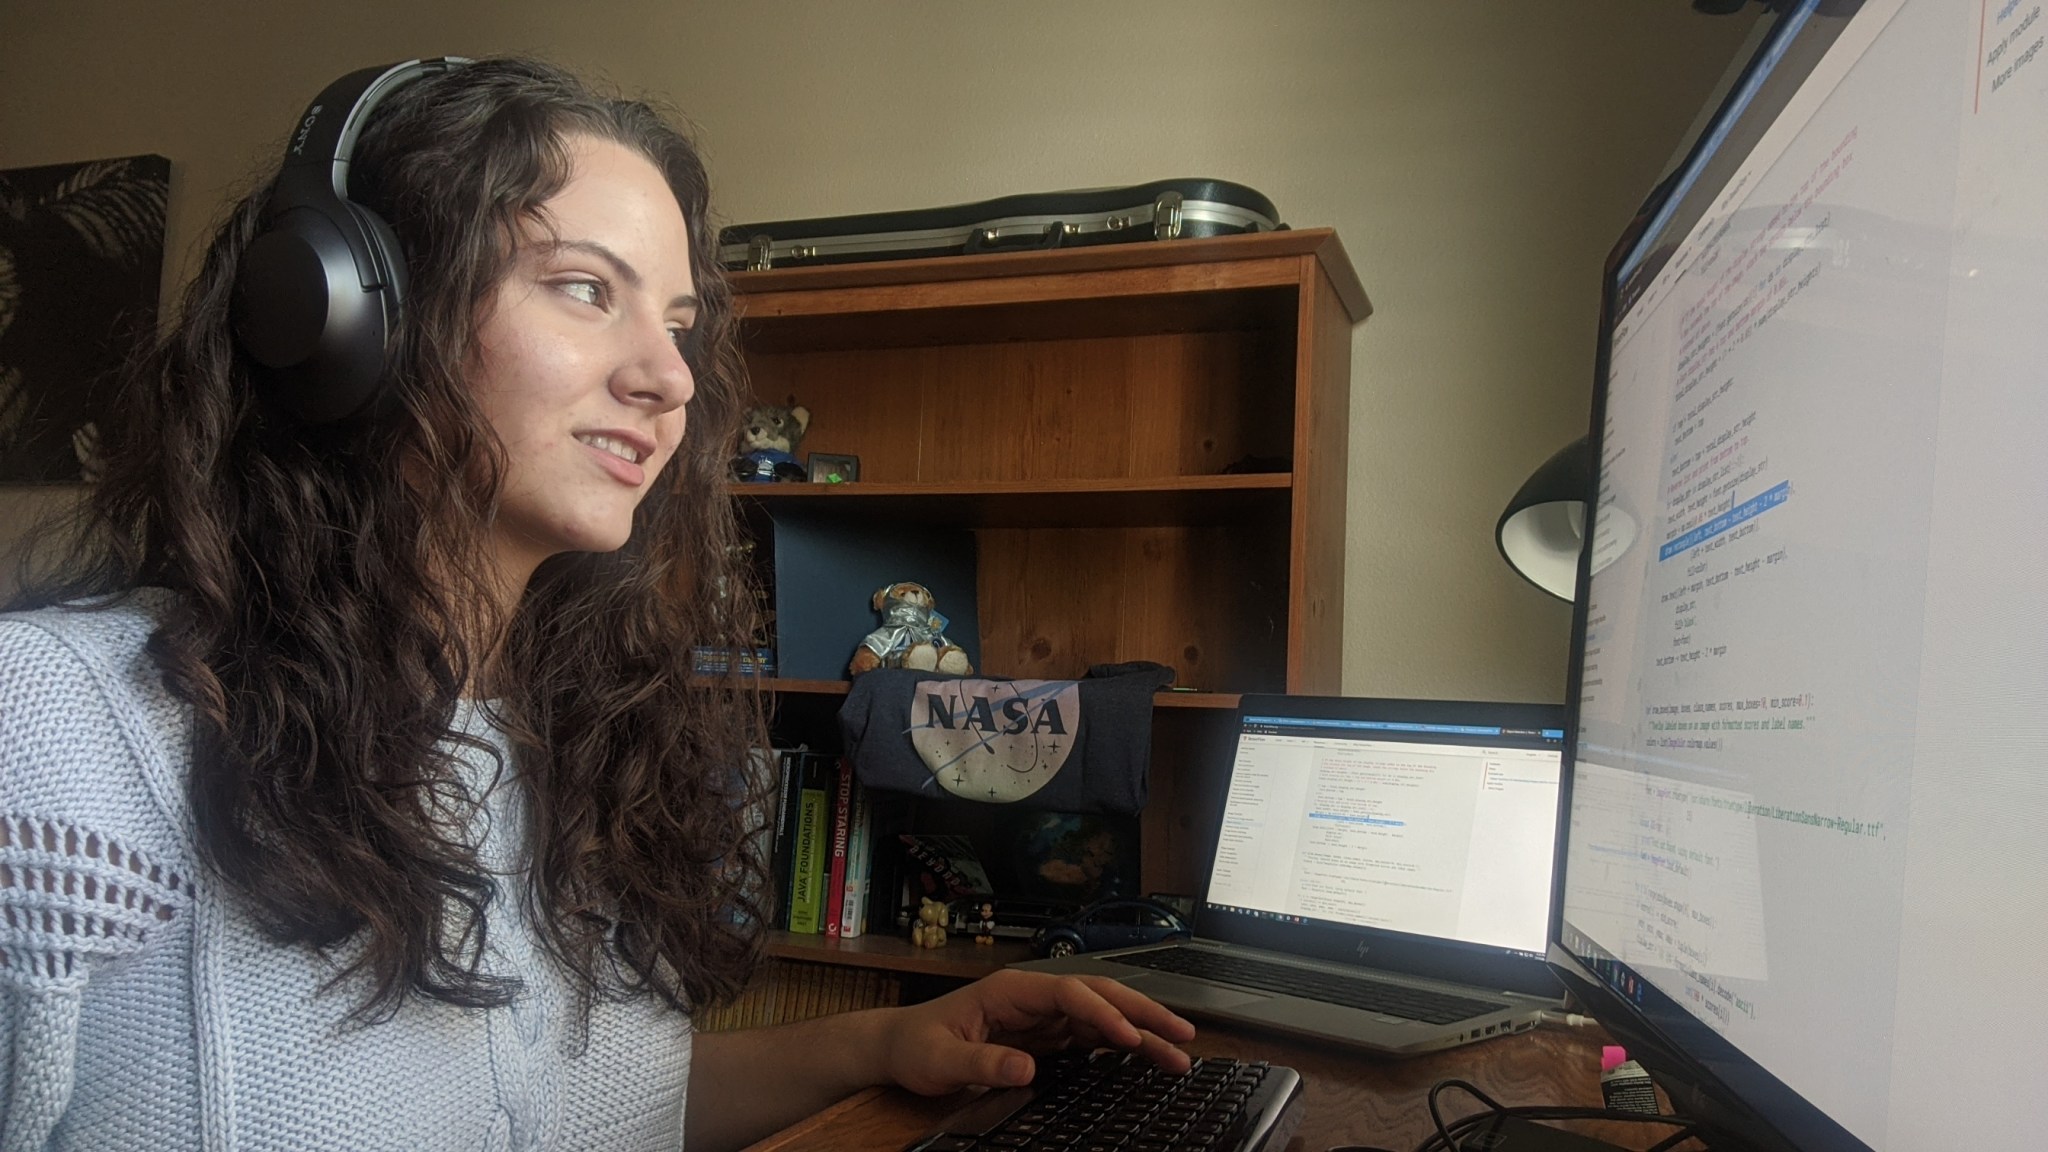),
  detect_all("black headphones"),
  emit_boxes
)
[230,57,468,425]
